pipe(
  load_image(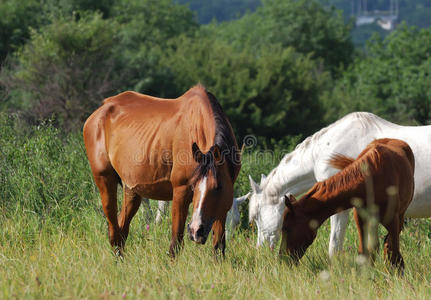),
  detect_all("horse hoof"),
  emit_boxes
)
[114,247,124,260]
